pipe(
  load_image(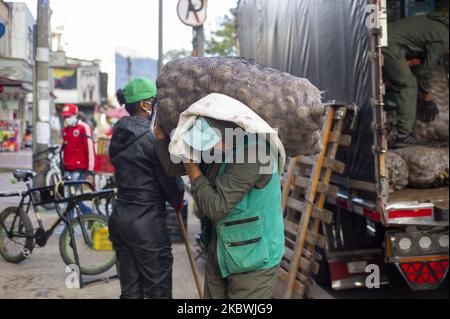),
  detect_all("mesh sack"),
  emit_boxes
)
[393,146,449,188]
[156,57,326,157]
[387,152,409,192]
